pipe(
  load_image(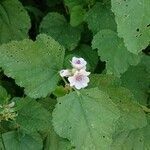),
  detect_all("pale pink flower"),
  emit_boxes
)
[59,69,71,77]
[68,69,90,89]
[71,57,87,70]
